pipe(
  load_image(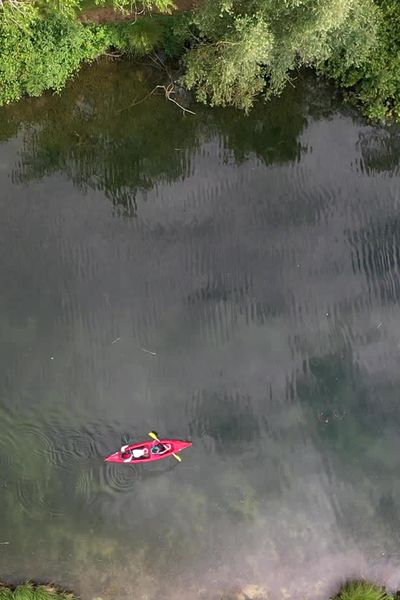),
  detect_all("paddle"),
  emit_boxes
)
[148,431,182,462]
